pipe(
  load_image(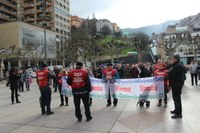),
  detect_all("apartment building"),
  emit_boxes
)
[22,0,70,45]
[0,0,17,23]
[71,15,85,28]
